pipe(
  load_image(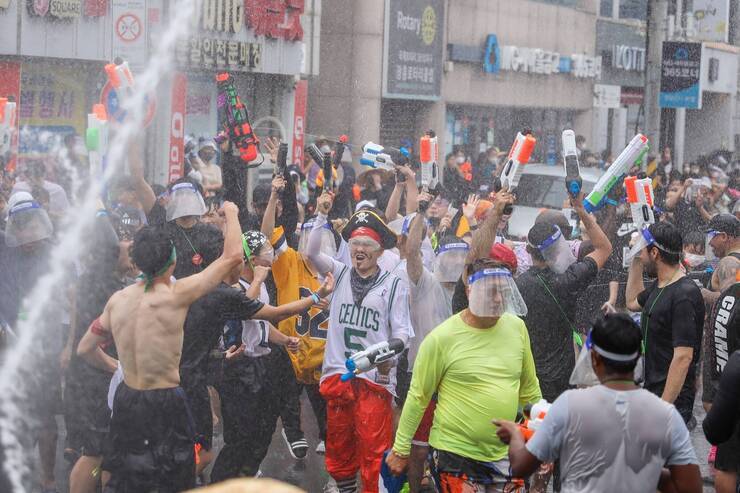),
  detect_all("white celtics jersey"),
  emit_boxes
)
[322,259,413,395]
